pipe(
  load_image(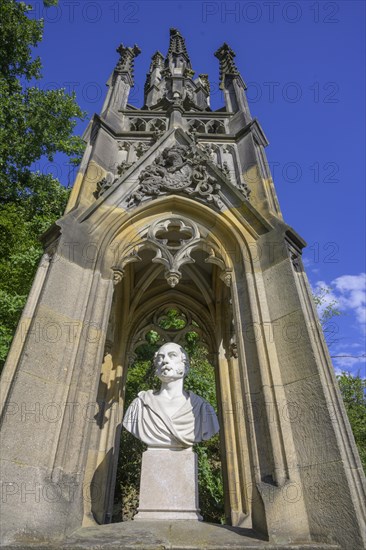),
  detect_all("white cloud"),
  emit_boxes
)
[313,273,366,332]
[333,355,365,370]
[312,273,366,378]
[333,363,365,377]
[332,273,366,326]
[335,342,362,350]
